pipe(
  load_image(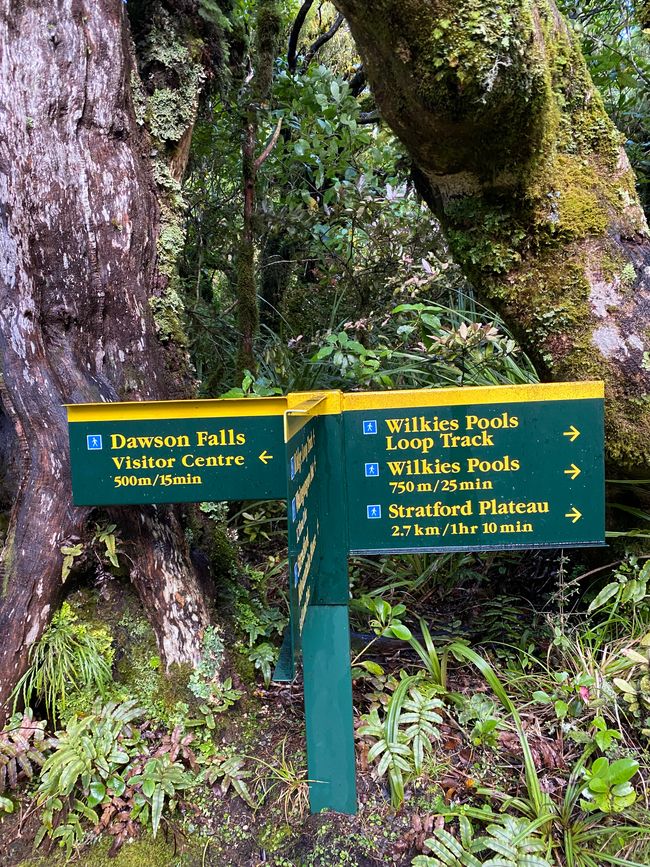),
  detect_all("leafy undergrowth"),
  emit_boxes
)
[2,546,650,866]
